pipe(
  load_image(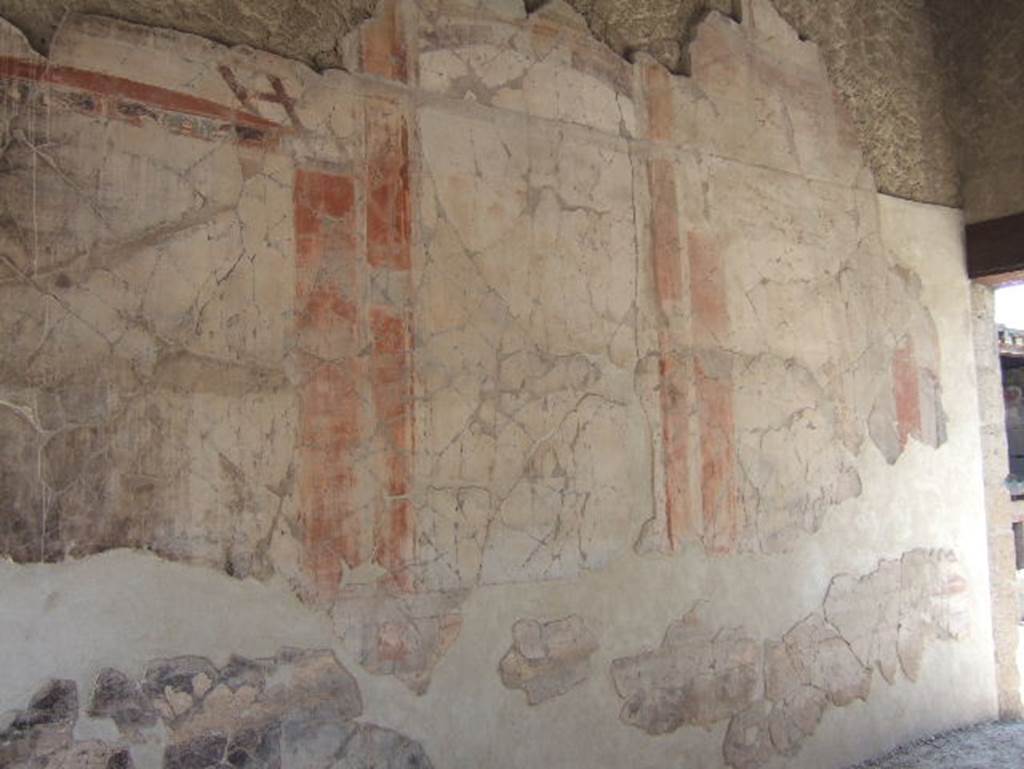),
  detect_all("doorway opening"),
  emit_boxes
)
[998,285,1024,502]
